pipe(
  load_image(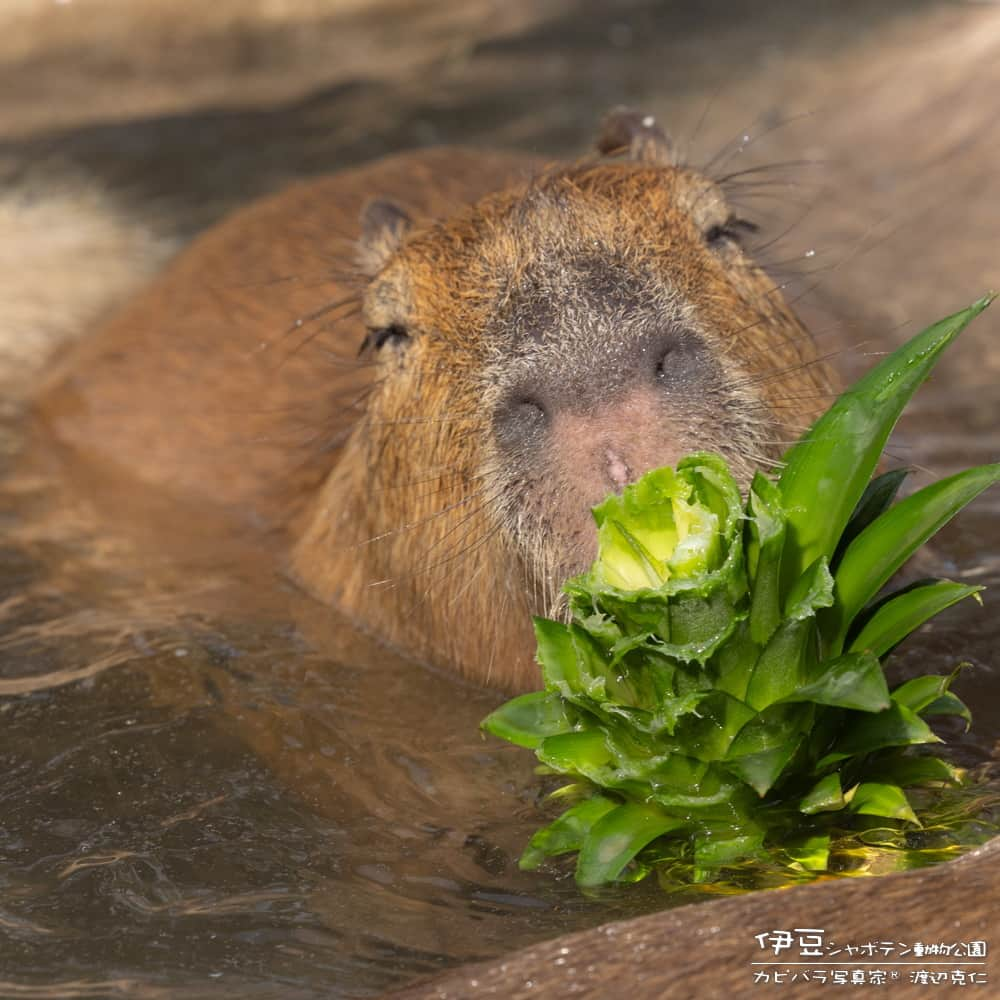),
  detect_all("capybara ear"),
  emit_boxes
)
[596,107,676,166]
[357,198,412,276]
